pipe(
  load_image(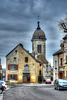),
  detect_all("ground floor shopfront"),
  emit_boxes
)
[59,71,64,79]
[23,73,30,83]
[59,64,67,79]
[7,73,42,83]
